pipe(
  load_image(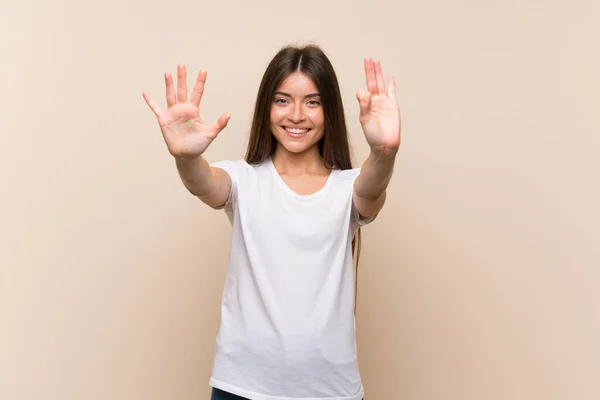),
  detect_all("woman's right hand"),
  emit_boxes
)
[142,64,230,159]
